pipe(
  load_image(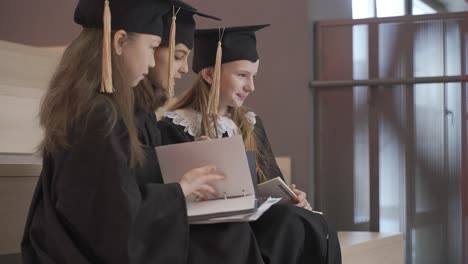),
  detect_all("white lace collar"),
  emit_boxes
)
[163,108,257,138]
